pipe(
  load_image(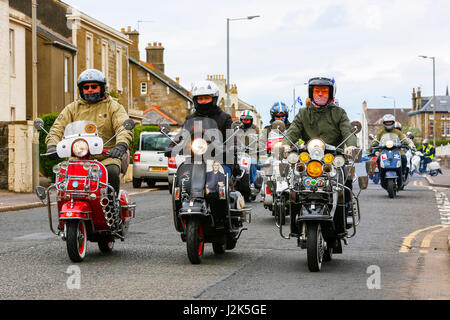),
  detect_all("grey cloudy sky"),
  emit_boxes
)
[64,0,450,126]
